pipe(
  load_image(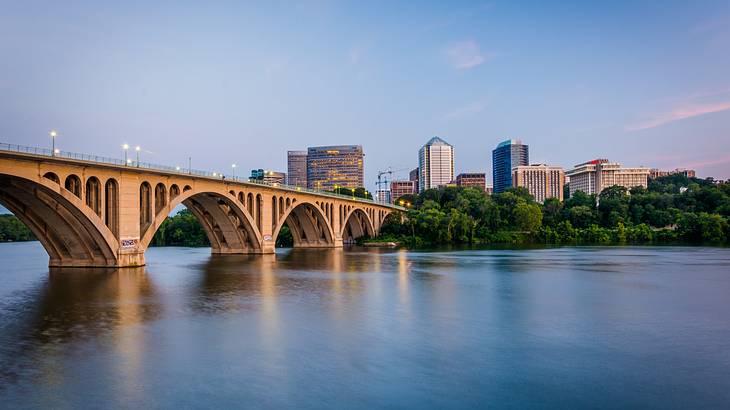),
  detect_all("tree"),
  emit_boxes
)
[0,214,35,242]
[598,185,629,227]
[542,197,563,227]
[564,190,596,209]
[513,202,542,233]
[566,205,595,229]
[151,209,210,247]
